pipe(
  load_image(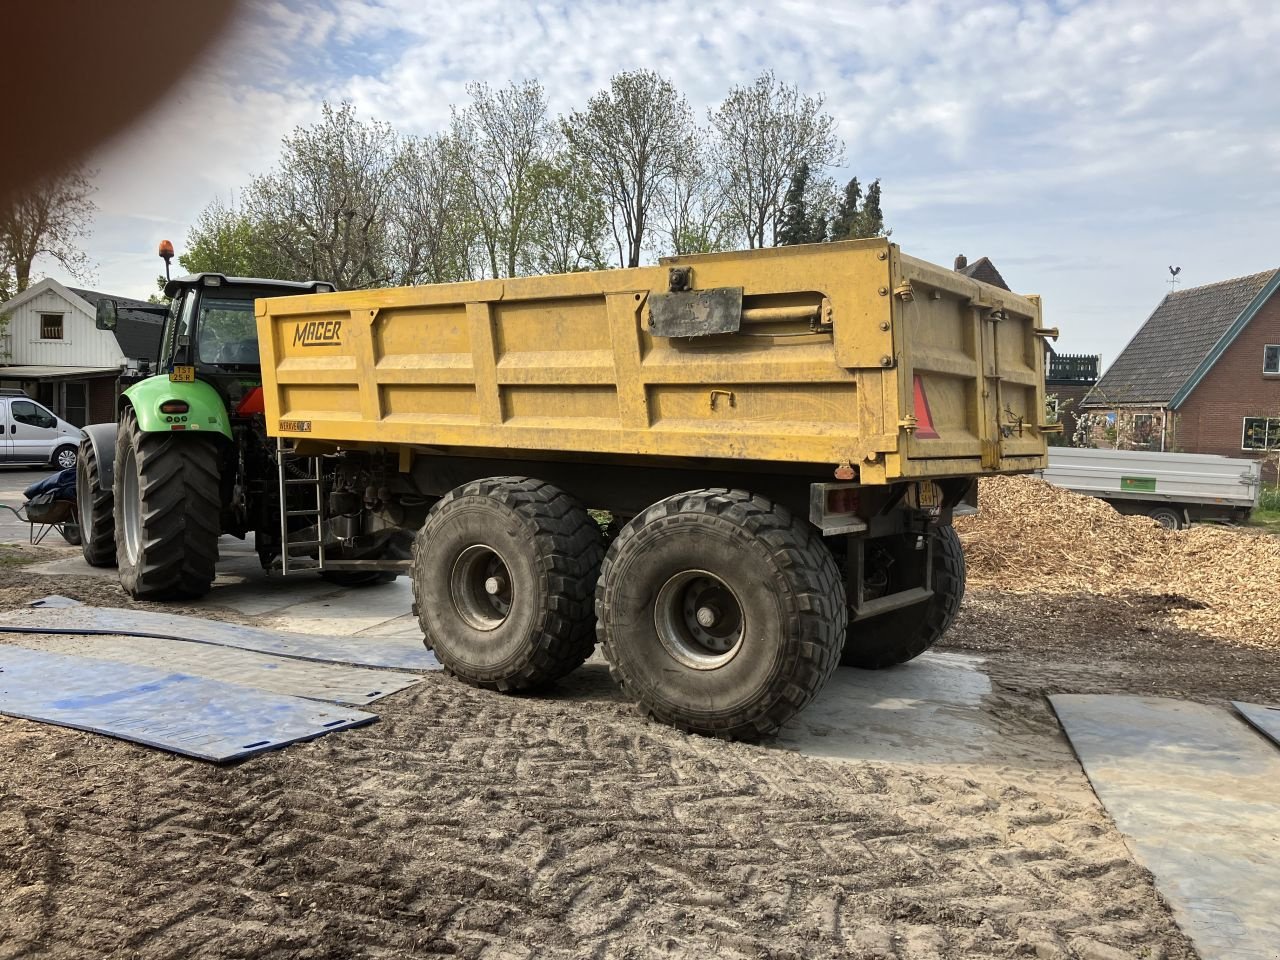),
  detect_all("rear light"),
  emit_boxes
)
[160,400,189,414]
[826,487,860,516]
[809,483,868,536]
